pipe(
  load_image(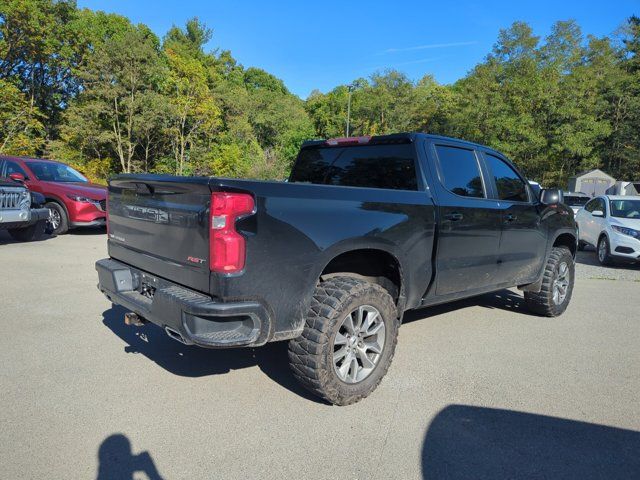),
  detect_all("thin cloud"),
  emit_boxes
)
[373,56,444,70]
[381,41,477,54]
